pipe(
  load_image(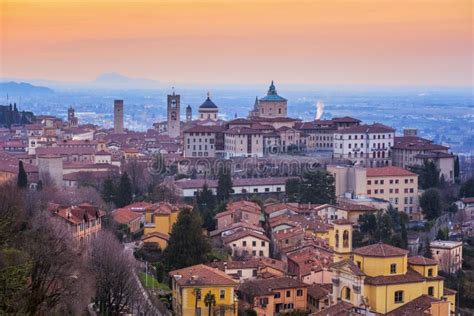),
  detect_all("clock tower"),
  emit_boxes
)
[167,89,180,138]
